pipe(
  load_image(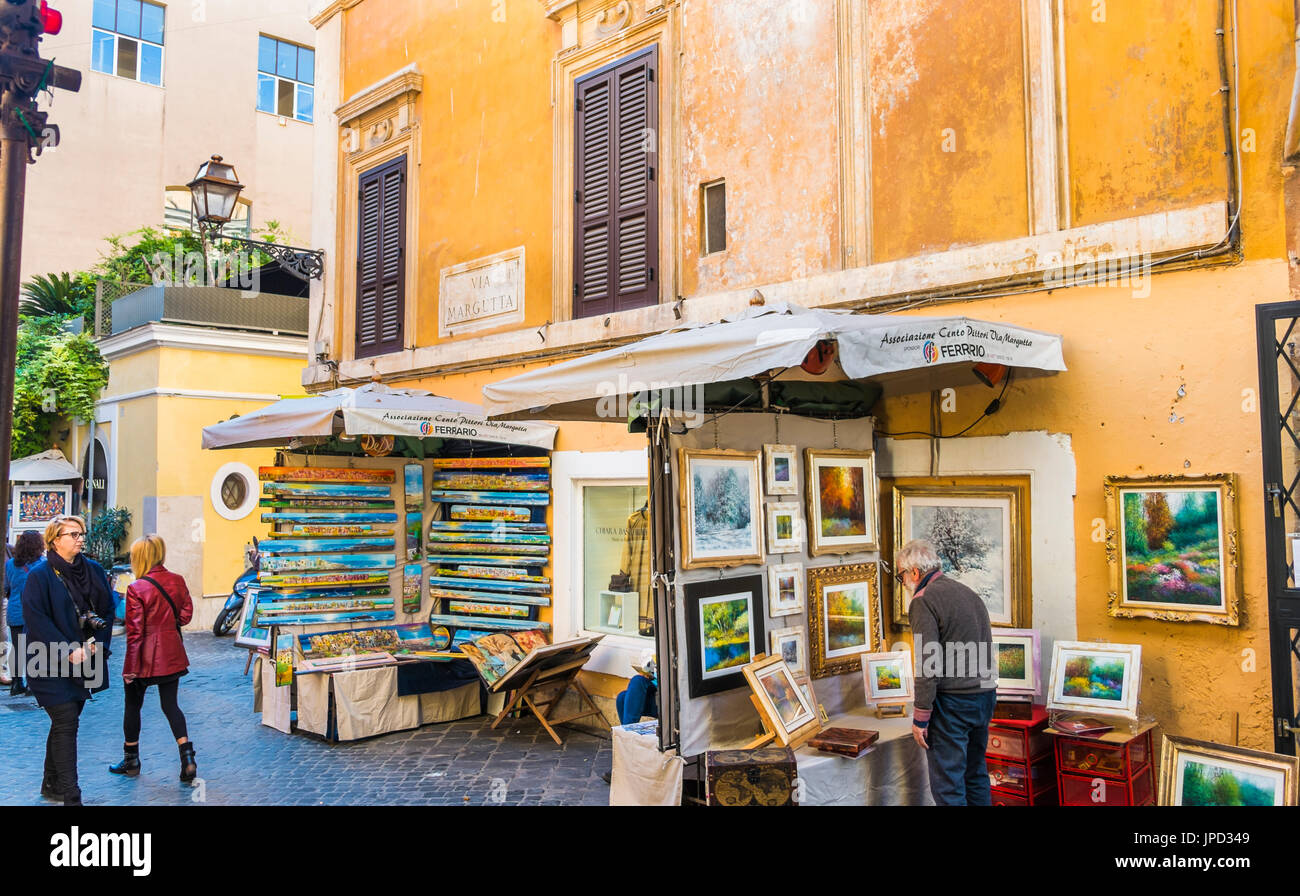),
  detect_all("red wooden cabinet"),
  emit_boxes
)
[987,705,1058,806]
[1052,724,1156,806]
